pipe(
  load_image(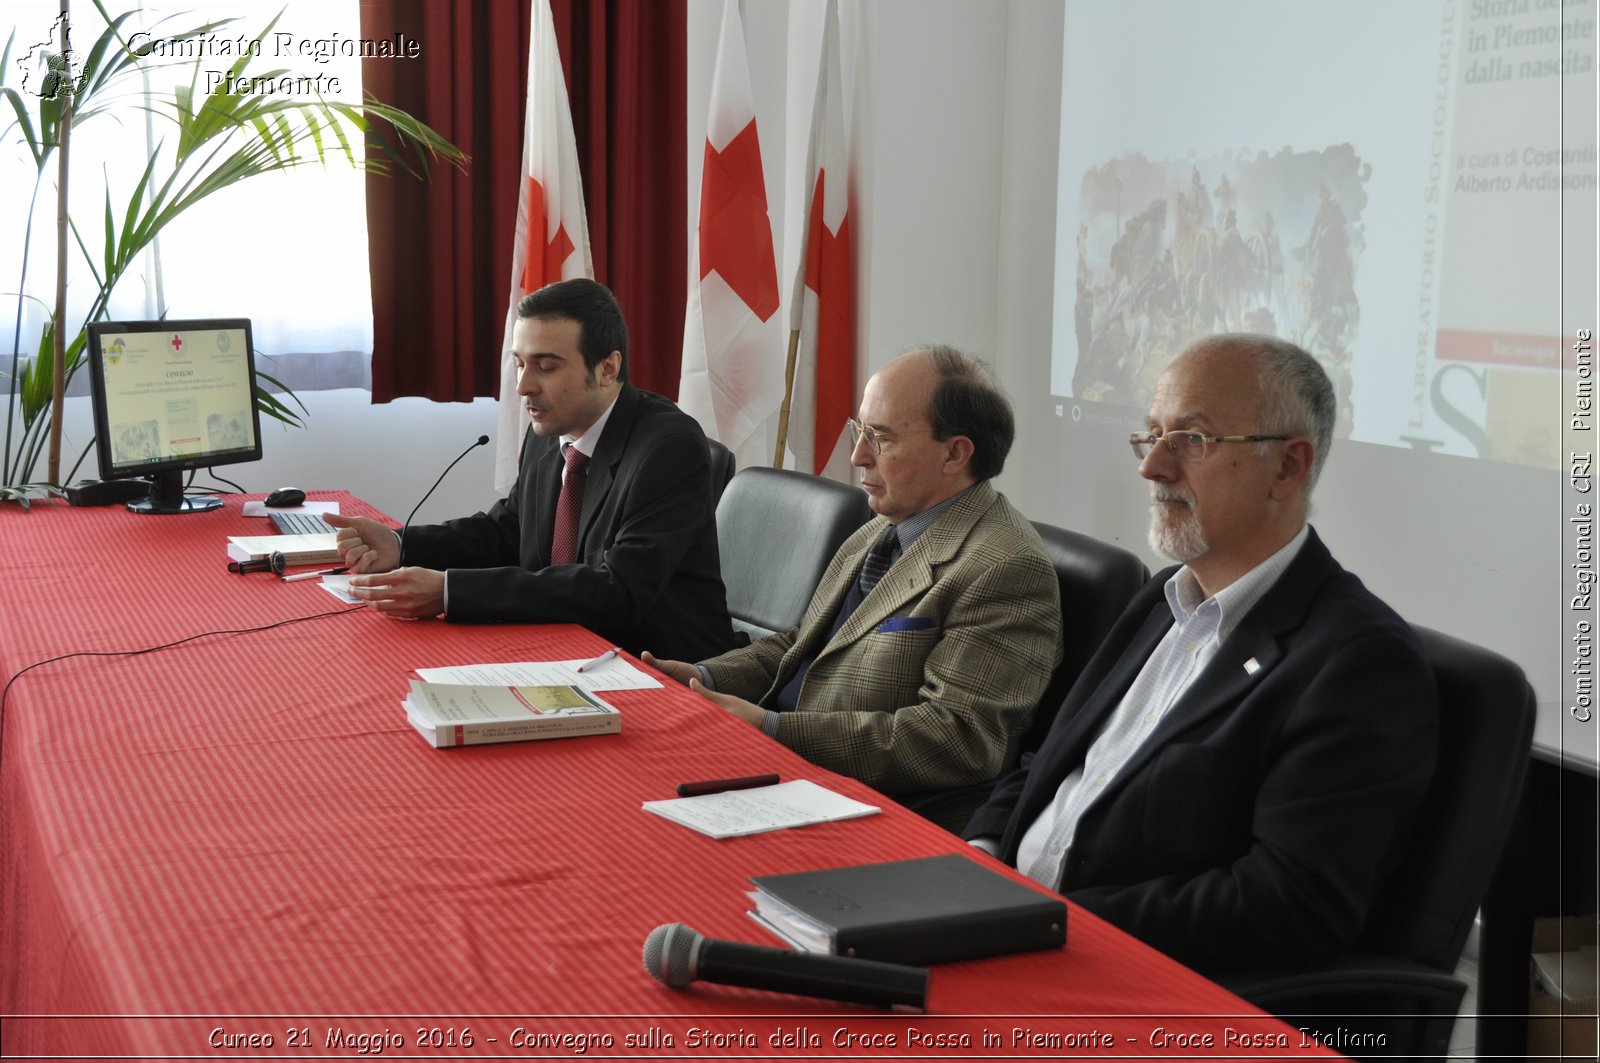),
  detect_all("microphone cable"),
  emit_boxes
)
[0,602,366,771]
[396,434,490,562]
